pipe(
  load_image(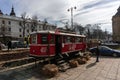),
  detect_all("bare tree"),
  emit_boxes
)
[74,23,85,34]
[85,24,93,39]
[21,12,28,39]
[84,24,110,40]
[92,24,102,39]
[31,15,38,32]
[43,19,48,30]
